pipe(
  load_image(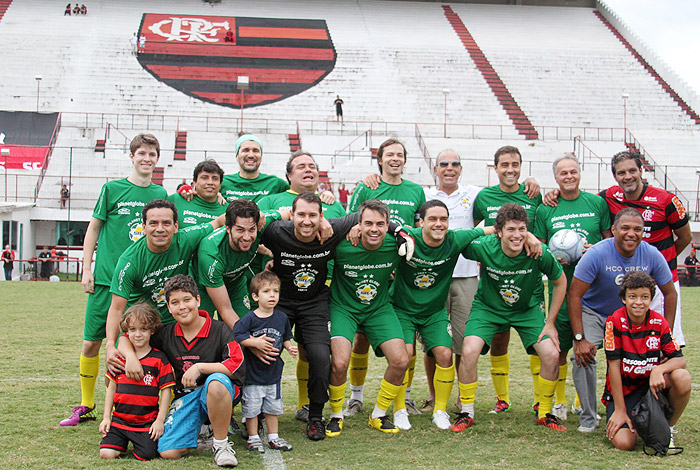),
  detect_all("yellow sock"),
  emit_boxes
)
[80,354,100,408]
[349,352,369,387]
[393,370,409,411]
[489,353,509,403]
[433,364,455,413]
[555,364,568,405]
[296,359,309,409]
[458,381,478,406]
[406,353,416,394]
[538,377,557,419]
[574,392,581,409]
[328,383,347,415]
[530,355,541,406]
[377,379,401,412]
